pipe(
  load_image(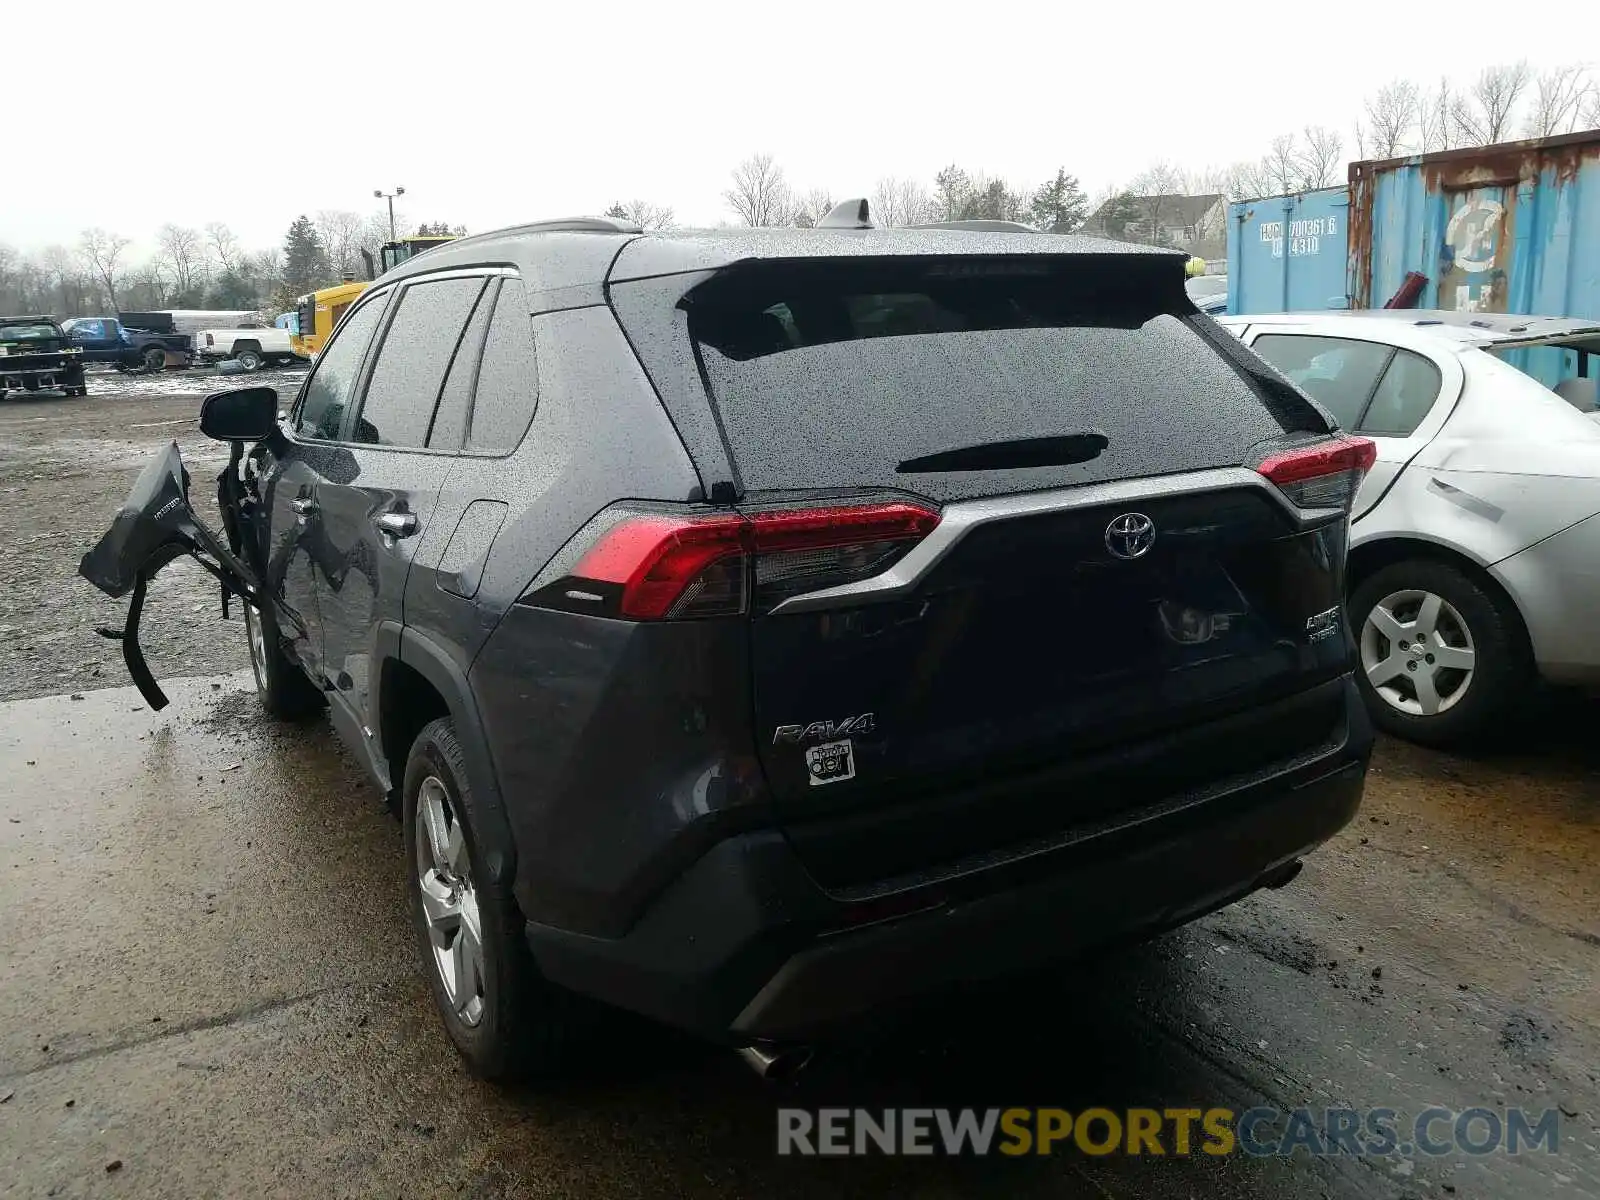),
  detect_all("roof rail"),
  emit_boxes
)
[908,219,1036,233]
[517,216,643,234]
[817,198,873,229]
[438,216,644,252]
